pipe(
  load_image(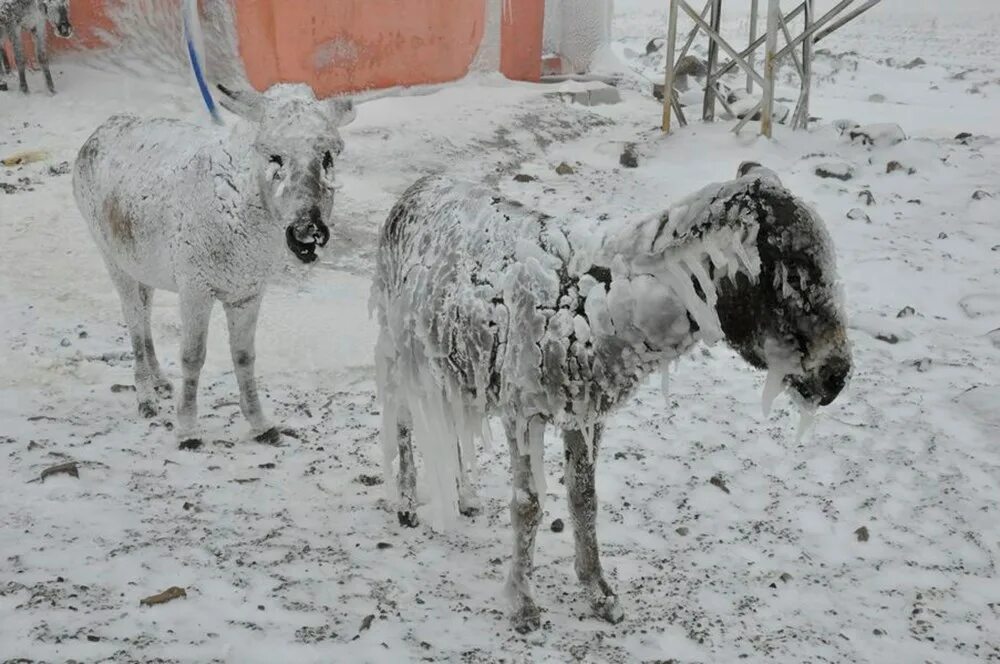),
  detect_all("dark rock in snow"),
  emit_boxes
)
[815,163,855,181]
[376,541,393,550]
[675,526,689,536]
[847,208,871,222]
[886,160,915,175]
[938,232,948,239]
[645,37,664,55]
[709,474,730,494]
[858,190,876,206]
[551,518,565,533]
[955,131,973,143]
[356,473,383,486]
[555,162,575,176]
[110,383,135,393]
[868,93,887,103]
[897,306,916,318]
[849,123,906,148]
[48,161,71,176]
[620,143,639,169]
[855,526,870,542]
[972,190,991,200]
[513,173,536,183]
[876,333,900,344]
[902,57,926,69]
[675,54,708,77]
